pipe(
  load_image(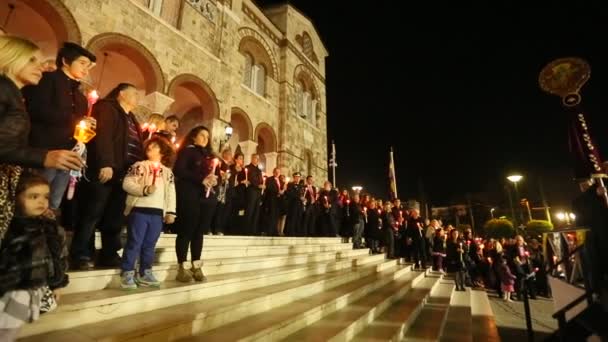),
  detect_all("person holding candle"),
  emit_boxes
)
[227,152,247,235]
[276,174,288,236]
[210,148,233,236]
[244,154,263,236]
[446,229,466,291]
[22,42,96,216]
[119,136,176,289]
[0,36,85,244]
[381,201,396,259]
[364,200,381,252]
[71,83,145,270]
[317,181,339,237]
[284,172,304,237]
[260,167,282,236]
[302,175,318,237]
[406,208,427,270]
[349,194,365,249]
[172,126,218,283]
